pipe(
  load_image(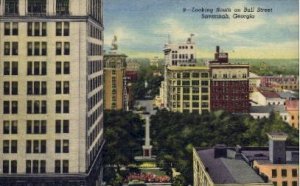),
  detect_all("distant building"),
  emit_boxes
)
[249,72,261,92]
[193,145,273,186]
[166,66,210,114]
[104,53,127,110]
[150,56,159,67]
[162,35,197,107]
[245,132,299,186]
[163,35,196,67]
[285,100,299,129]
[261,75,299,91]
[250,105,289,122]
[209,46,250,113]
[126,60,140,71]
[251,90,285,106]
